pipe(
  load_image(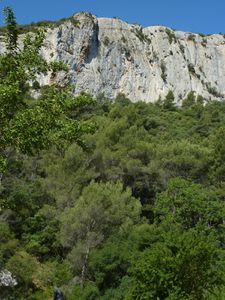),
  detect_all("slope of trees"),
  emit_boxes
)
[1,7,225,300]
